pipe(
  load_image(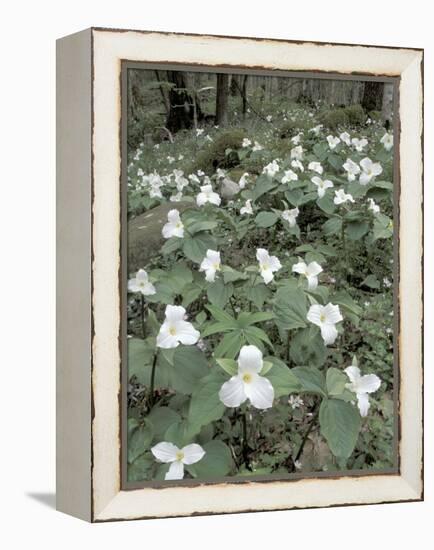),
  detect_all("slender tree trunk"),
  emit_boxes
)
[241,75,248,118]
[154,70,170,114]
[166,71,202,133]
[361,81,384,112]
[215,73,230,126]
